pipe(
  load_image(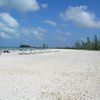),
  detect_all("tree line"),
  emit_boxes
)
[74,35,100,50]
[43,35,100,50]
[19,35,100,50]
